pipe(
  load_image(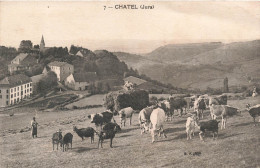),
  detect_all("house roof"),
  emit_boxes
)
[0,74,32,87]
[76,51,84,57]
[73,72,97,82]
[31,74,44,83]
[11,53,29,63]
[124,76,147,86]
[48,61,72,67]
